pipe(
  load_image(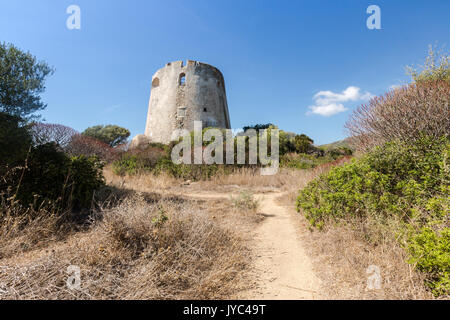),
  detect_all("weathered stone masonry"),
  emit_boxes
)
[144,60,231,144]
